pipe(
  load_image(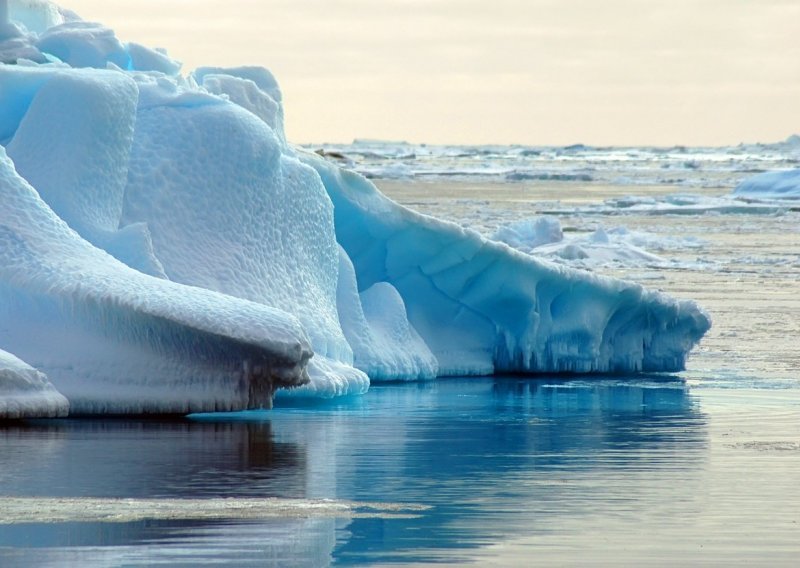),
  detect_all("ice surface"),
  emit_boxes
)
[547,194,790,216]
[193,66,285,145]
[0,348,68,418]
[490,219,669,269]
[36,21,130,69]
[734,169,800,200]
[2,65,148,264]
[308,140,798,187]
[0,145,312,414]
[304,153,711,375]
[7,0,64,34]
[126,42,181,75]
[120,74,367,397]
